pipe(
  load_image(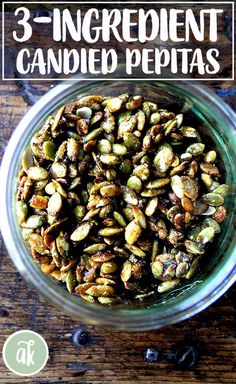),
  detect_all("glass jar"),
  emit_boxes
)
[0,80,236,330]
